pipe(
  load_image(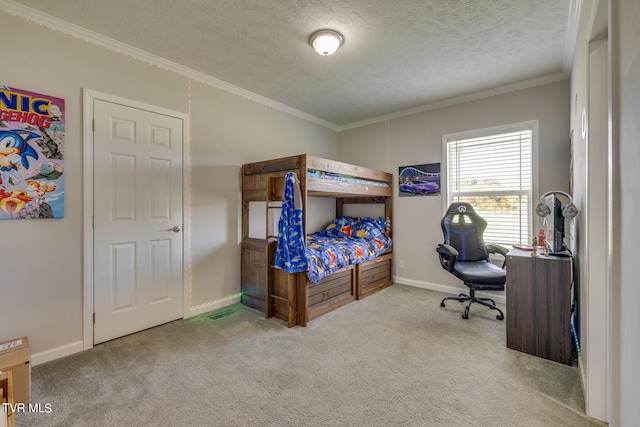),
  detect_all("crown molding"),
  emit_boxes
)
[1,0,571,134]
[0,0,339,131]
[338,72,569,132]
[563,0,583,75]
